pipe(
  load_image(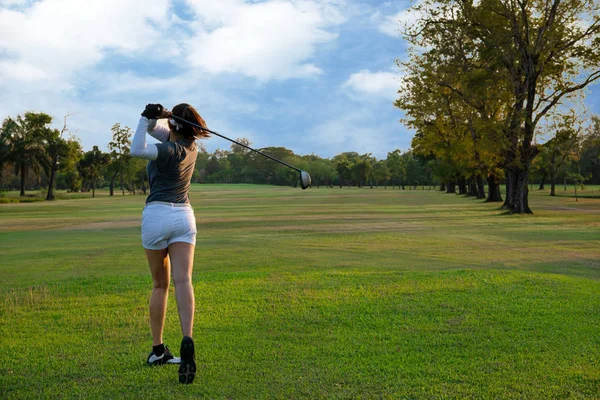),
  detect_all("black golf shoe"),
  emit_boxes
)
[178,336,196,384]
[147,346,180,365]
